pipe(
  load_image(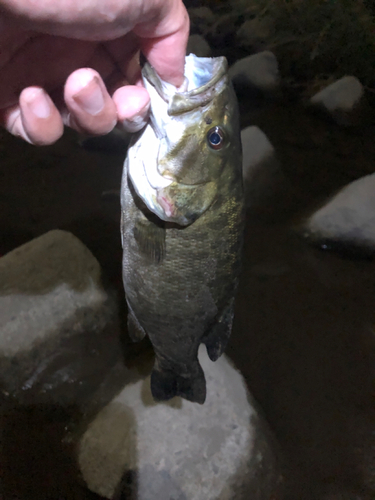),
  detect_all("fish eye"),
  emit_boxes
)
[207,127,225,150]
